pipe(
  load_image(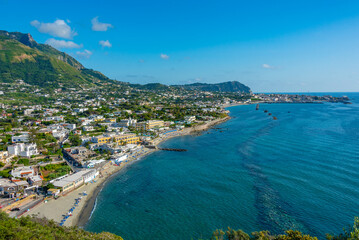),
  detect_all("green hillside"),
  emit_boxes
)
[0,30,251,95]
[173,81,251,93]
[0,211,123,240]
[0,30,111,90]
